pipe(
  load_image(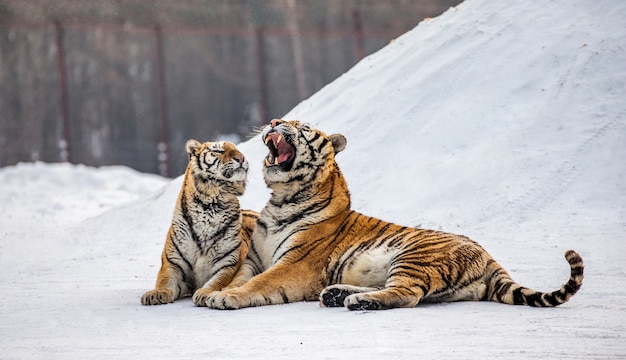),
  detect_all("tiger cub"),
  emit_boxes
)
[141,140,258,306]
[205,119,583,310]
